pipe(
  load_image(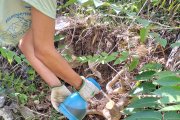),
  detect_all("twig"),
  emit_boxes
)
[106,68,126,94]
[87,109,104,116]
